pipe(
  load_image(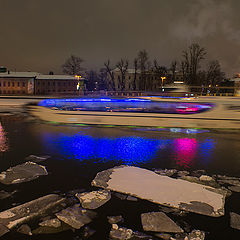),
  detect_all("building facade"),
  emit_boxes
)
[34,75,82,95]
[0,68,85,95]
[0,72,38,95]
